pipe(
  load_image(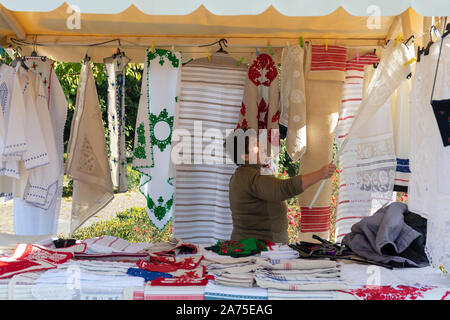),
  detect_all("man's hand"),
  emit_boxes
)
[320,162,336,179]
